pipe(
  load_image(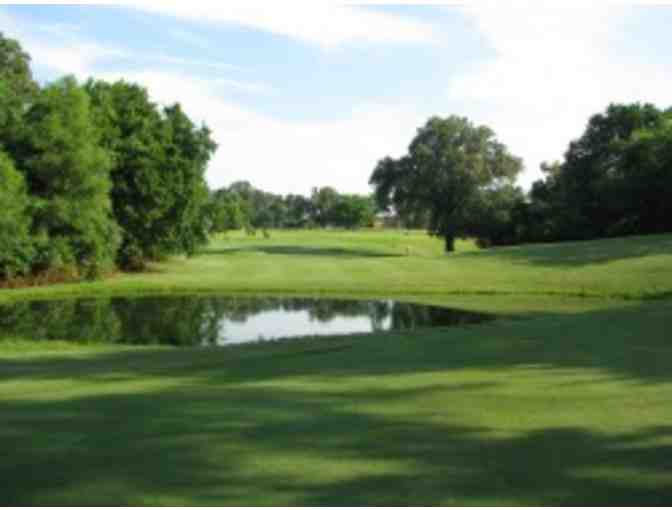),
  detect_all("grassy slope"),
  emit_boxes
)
[2,230,671,305]
[1,231,672,505]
